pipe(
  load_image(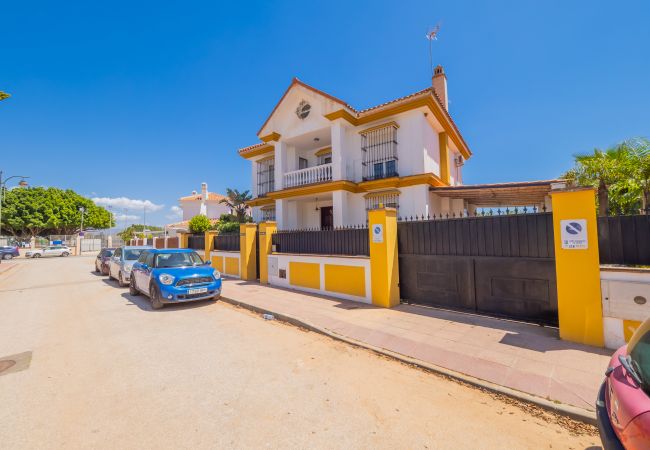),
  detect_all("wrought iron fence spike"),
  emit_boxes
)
[533,206,537,213]
[523,206,528,213]
[542,205,546,212]
[514,207,519,214]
